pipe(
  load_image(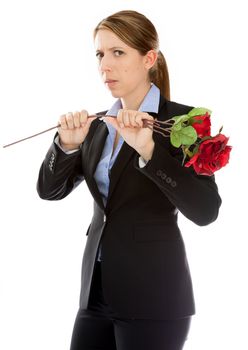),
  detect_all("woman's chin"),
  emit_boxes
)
[108,89,122,98]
